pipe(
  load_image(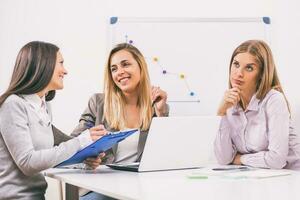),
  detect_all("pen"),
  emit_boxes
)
[151,100,156,107]
[152,96,161,107]
[84,121,95,129]
[212,166,249,171]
